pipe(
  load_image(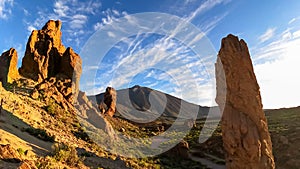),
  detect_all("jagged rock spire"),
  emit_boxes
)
[215,34,275,169]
